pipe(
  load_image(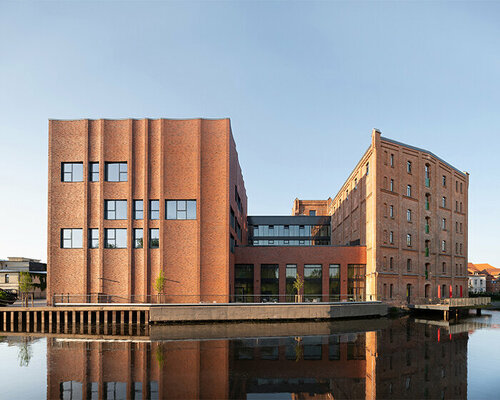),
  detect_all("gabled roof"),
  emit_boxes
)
[468,262,500,277]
